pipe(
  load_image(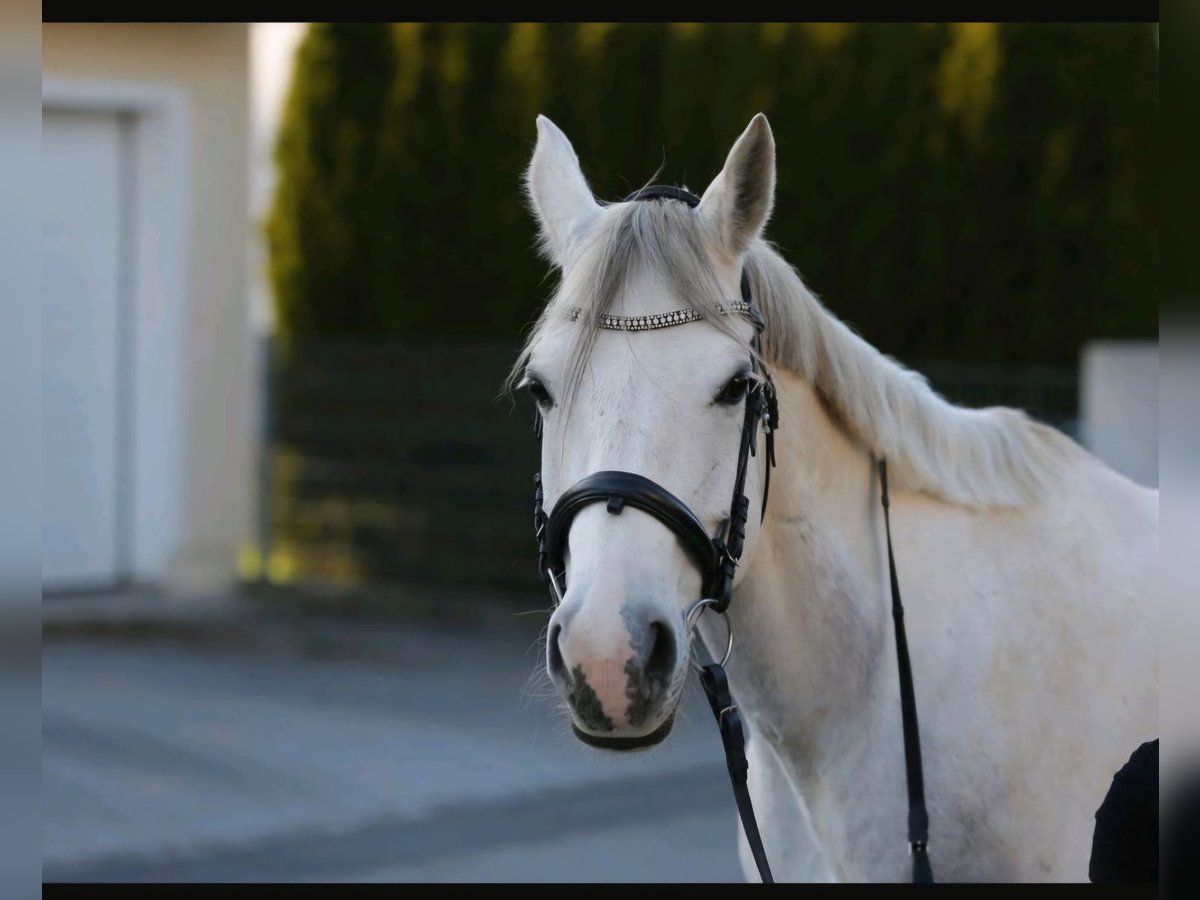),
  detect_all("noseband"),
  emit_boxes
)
[528,185,933,884]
